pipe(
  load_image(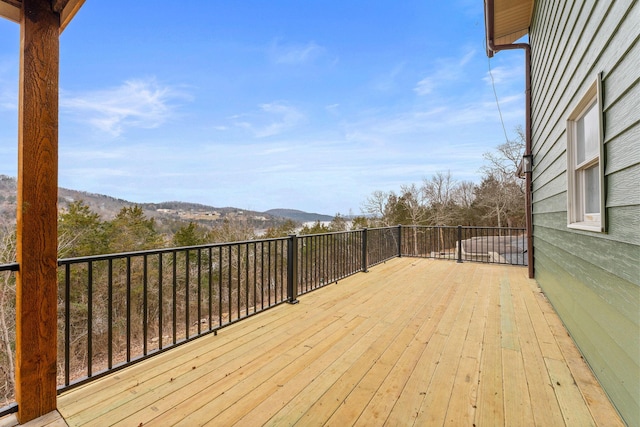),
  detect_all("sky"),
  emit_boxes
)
[0,0,526,215]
